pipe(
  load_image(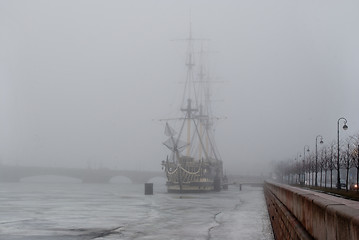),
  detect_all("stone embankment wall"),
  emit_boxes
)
[264,181,359,240]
